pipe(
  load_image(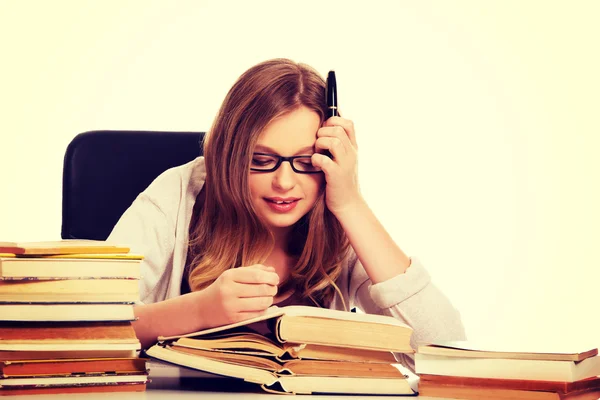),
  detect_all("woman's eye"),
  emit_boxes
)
[252,157,276,166]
